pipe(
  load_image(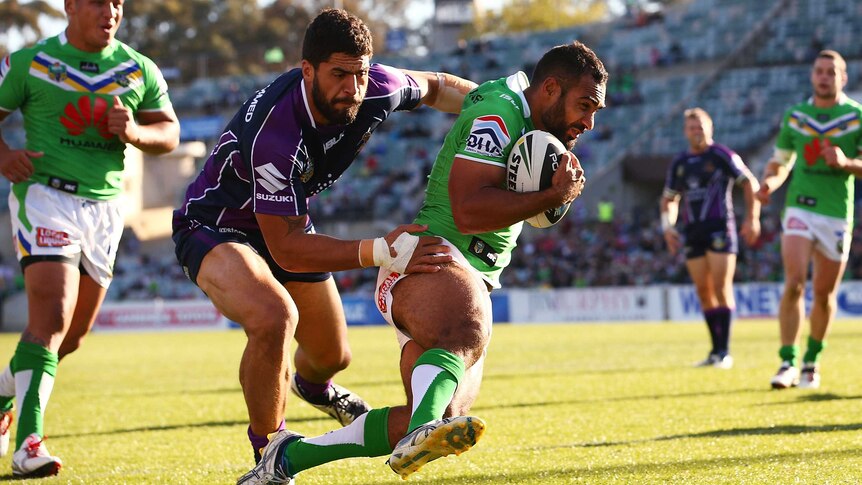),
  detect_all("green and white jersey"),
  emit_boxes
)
[0,32,173,200]
[776,94,862,223]
[414,72,535,287]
